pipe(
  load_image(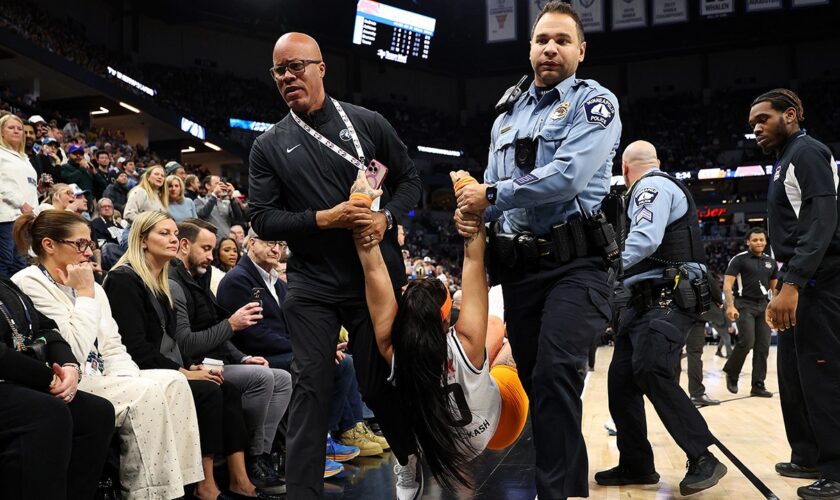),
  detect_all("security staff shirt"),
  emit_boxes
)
[248,97,422,301]
[767,131,840,287]
[622,168,704,287]
[484,74,622,235]
[724,251,777,300]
